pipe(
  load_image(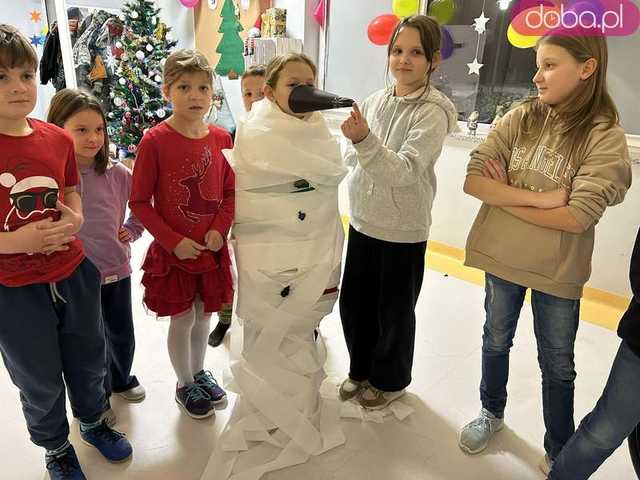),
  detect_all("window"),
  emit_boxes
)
[428,0,640,136]
[429,0,537,125]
